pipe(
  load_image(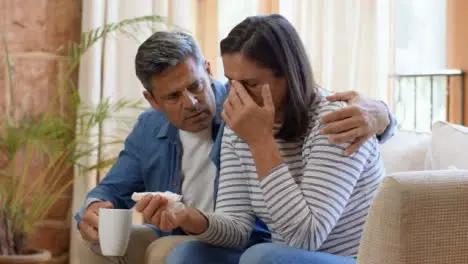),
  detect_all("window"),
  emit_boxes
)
[392,0,447,131]
[394,0,446,74]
